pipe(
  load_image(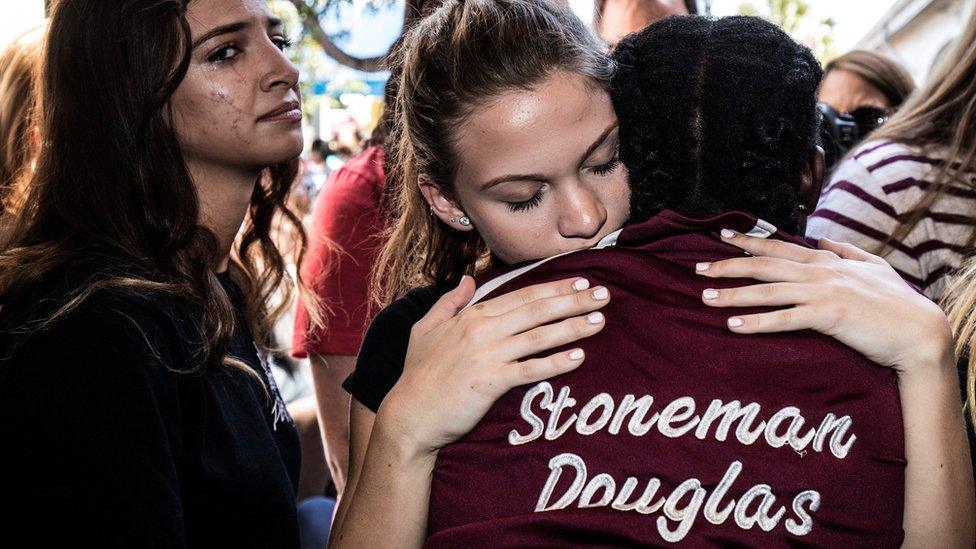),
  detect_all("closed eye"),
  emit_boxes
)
[507,189,545,212]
